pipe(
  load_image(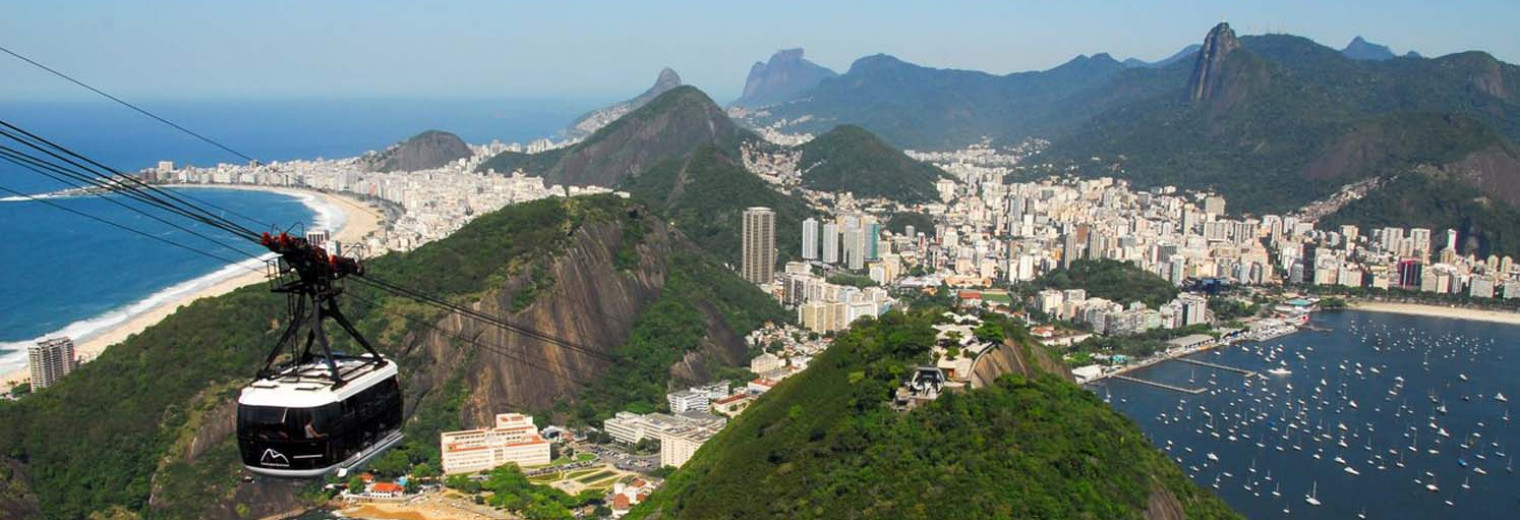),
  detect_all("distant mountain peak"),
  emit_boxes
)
[1124,43,1203,69]
[562,67,685,139]
[733,48,838,108]
[1188,22,1242,104]
[1342,36,1396,61]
